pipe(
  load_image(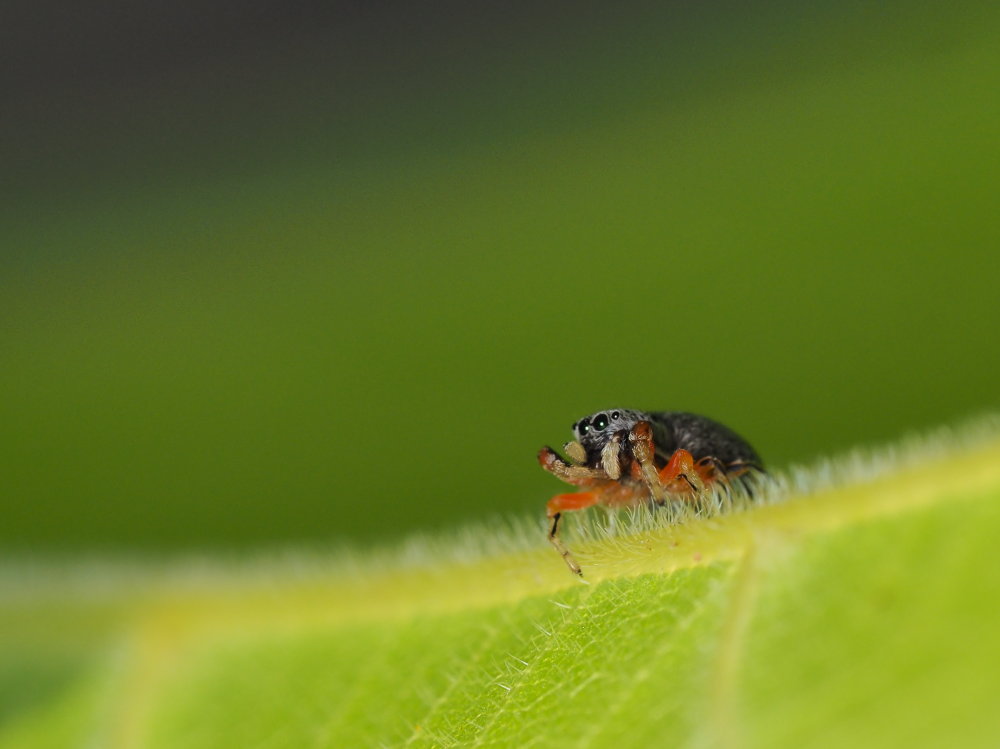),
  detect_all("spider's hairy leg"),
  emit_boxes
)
[694,455,734,504]
[628,421,669,503]
[722,458,764,478]
[659,448,706,495]
[629,422,707,501]
[538,446,608,485]
[546,492,600,577]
